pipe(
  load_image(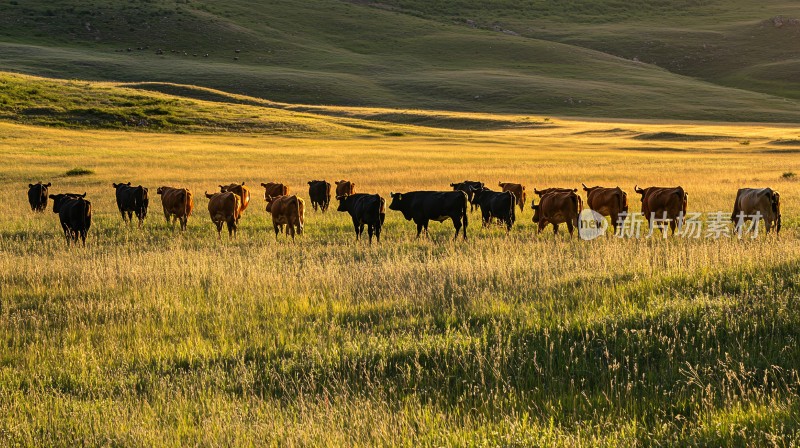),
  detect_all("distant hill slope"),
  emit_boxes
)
[362,0,800,100]
[0,0,798,121]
